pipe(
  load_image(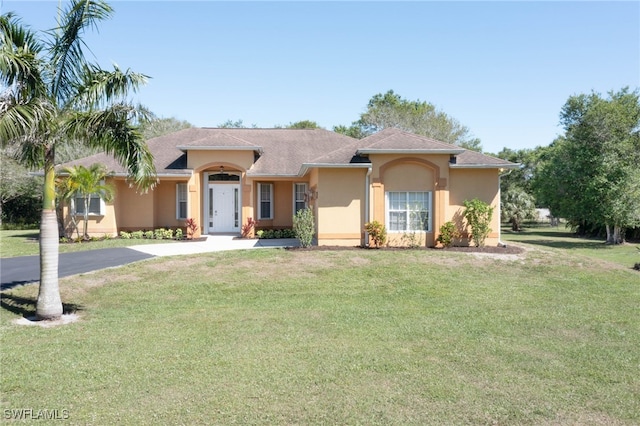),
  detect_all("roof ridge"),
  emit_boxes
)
[218,130,262,147]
